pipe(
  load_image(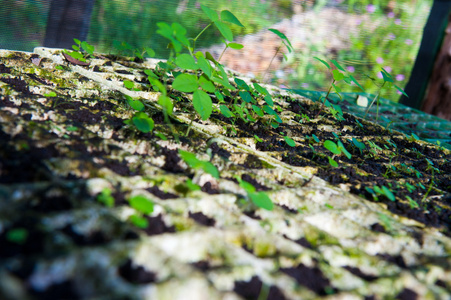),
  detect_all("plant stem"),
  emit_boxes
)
[262,44,282,83]
[315,80,335,117]
[191,23,213,55]
[364,81,385,120]
[218,43,229,62]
